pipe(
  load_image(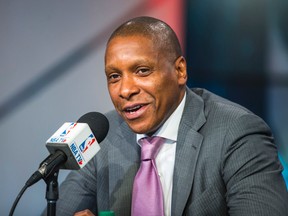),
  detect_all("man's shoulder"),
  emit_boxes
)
[104,110,125,129]
[186,87,268,130]
[189,87,252,116]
